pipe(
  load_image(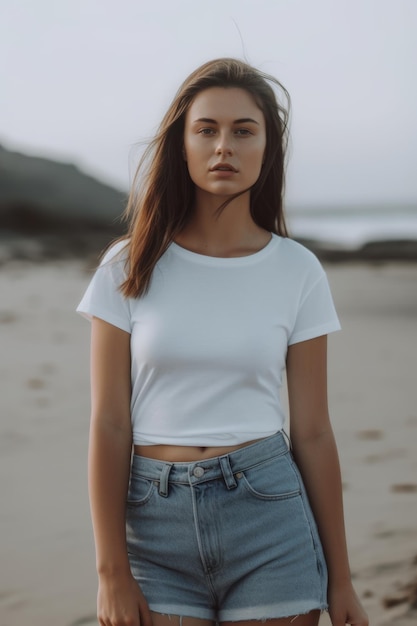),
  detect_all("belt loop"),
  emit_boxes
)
[158,463,173,497]
[219,455,237,490]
